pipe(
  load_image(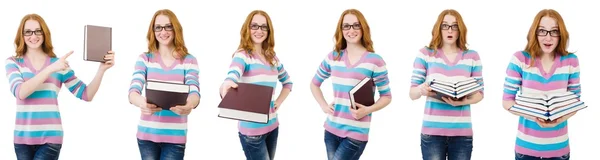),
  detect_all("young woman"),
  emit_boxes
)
[408,9,484,160]
[127,9,200,160]
[6,14,114,160]
[219,10,293,160]
[309,9,392,160]
[502,9,579,160]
